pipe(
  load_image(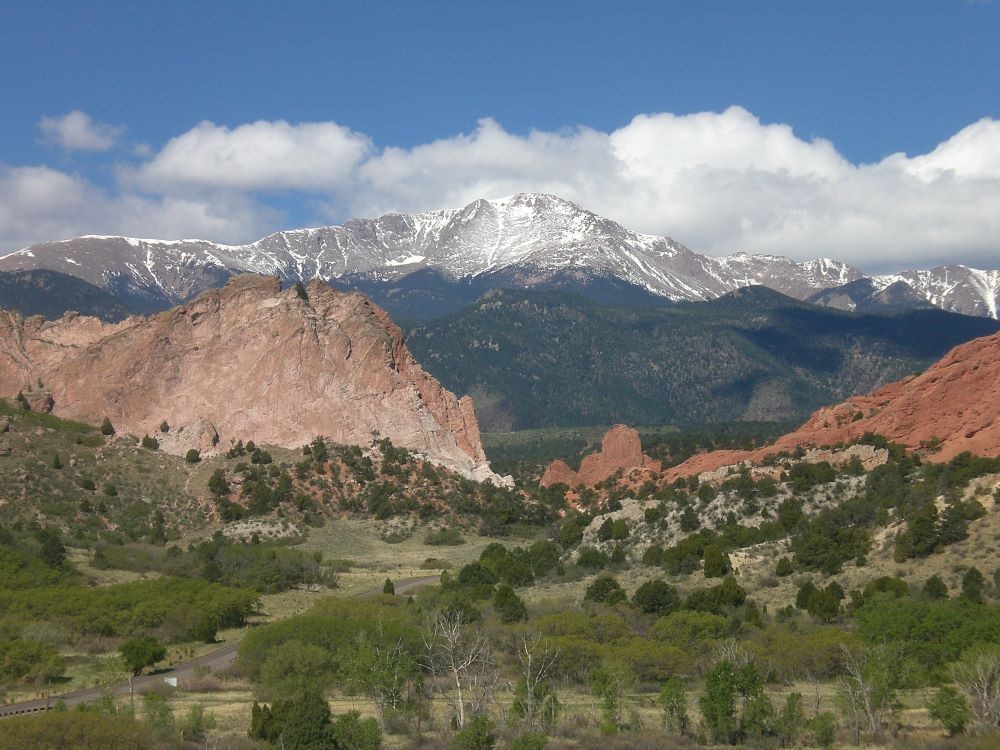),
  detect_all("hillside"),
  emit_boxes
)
[0,269,135,322]
[405,286,1000,431]
[667,327,1000,479]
